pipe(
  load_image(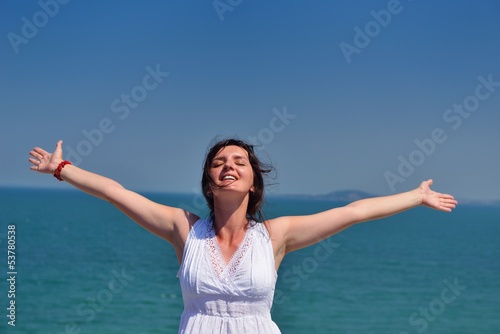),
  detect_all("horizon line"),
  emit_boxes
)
[1,185,499,206]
